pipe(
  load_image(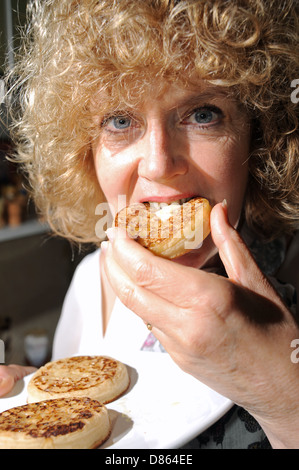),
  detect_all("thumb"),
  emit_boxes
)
[210,201,267,294]
[0,365,36,397]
